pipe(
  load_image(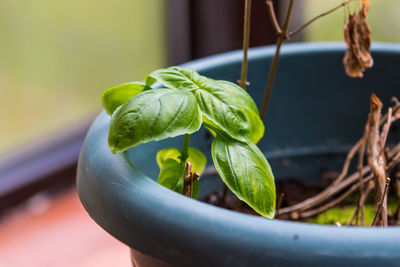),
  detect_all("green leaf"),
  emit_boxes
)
[147,67,264,143]
[198,80,264,143]
[102,82,148,115]
[156,147,207,174]
[213,80,264,143]
[244,108,264,144]
[158,158,185,194]
[211,136,276,218]
[194,85,251,142]
[145,75,157,87]
[147,66,208,91]
[214,80,259,114]
[108,89,202,153]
